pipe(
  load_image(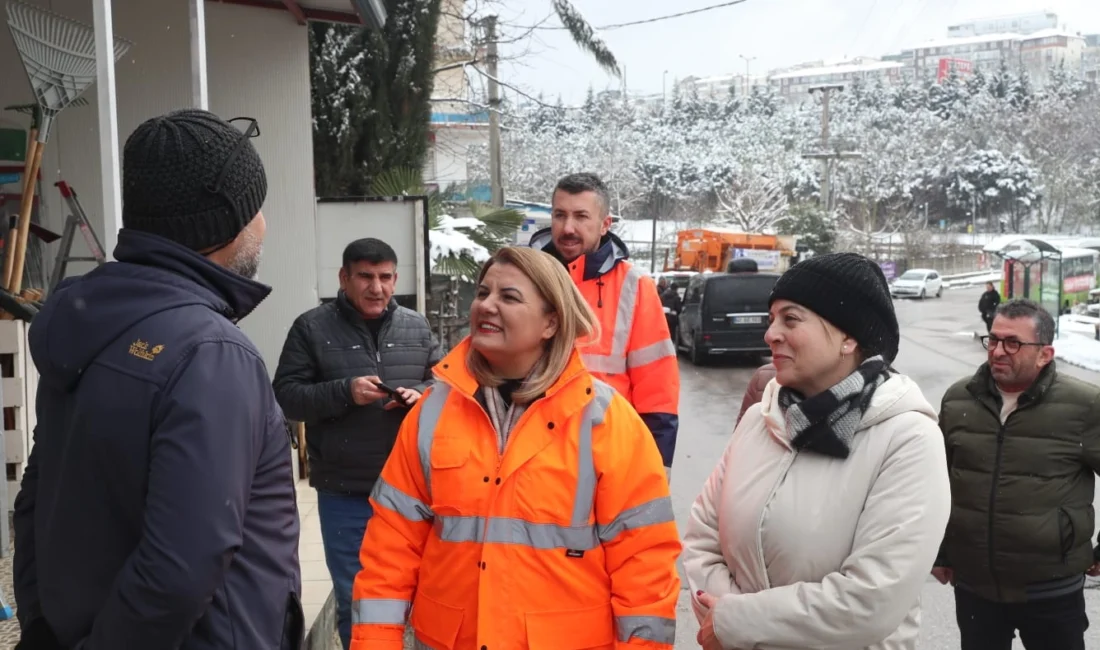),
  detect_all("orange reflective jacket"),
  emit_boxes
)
[350,338,681,650]
[529,228,680,473]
